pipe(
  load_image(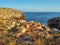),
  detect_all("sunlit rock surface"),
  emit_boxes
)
[0,8,26,31]
[0,8,60,45]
